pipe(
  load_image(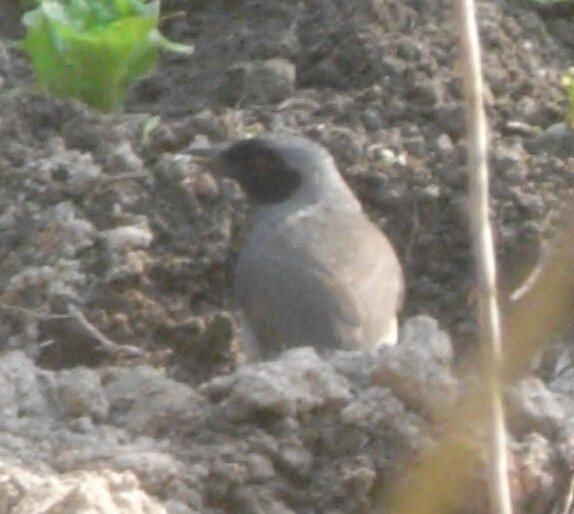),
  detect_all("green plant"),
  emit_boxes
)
[21,0,193,112]
[562,67,574,128]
